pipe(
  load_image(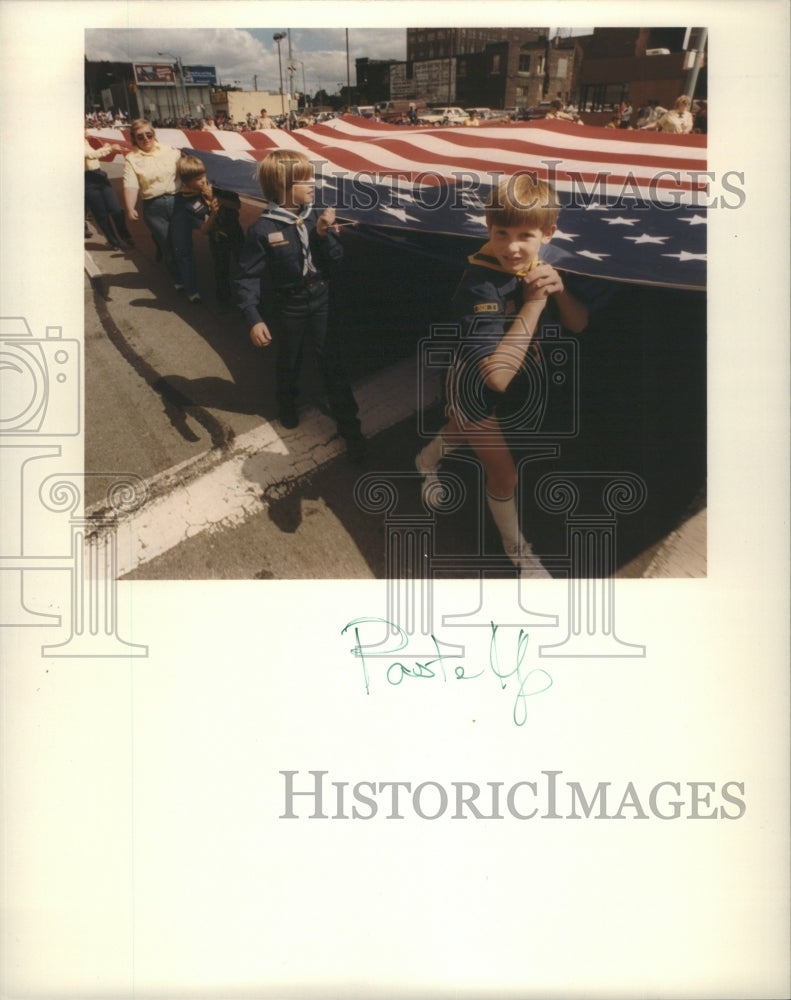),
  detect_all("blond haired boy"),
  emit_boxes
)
[235,150,365,458]
[416,174,612,577]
